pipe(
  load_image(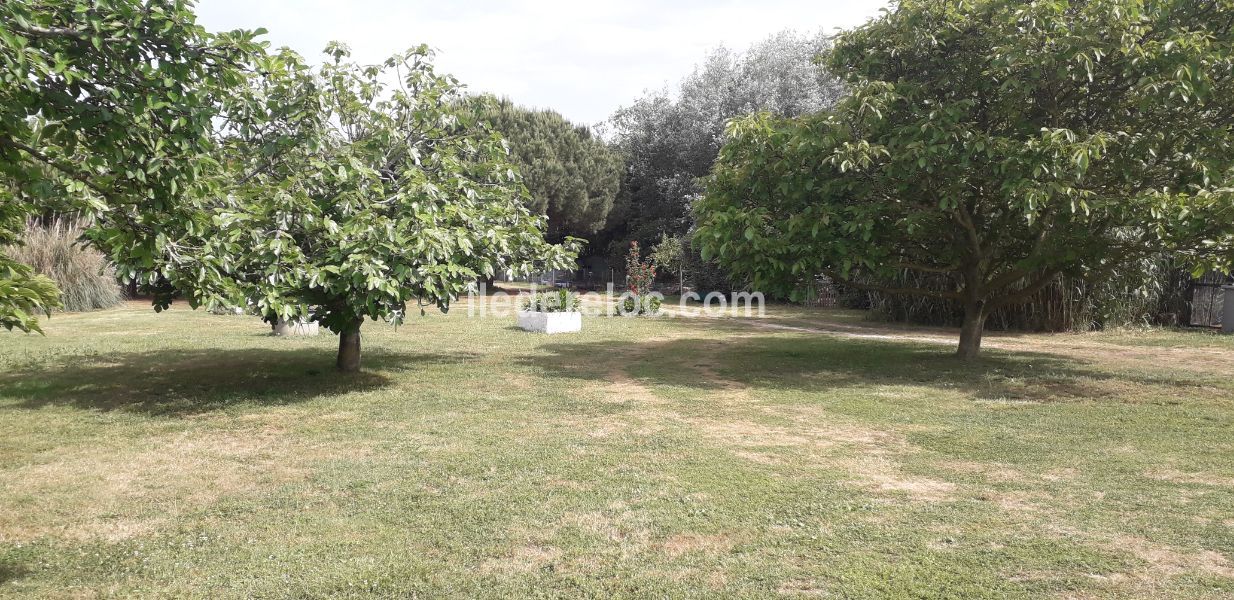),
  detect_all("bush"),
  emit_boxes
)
[617,294,662,316]
[625,240,656,294]
[5,219,123,312]
[617,240,664,315]
[522,289,580,313]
